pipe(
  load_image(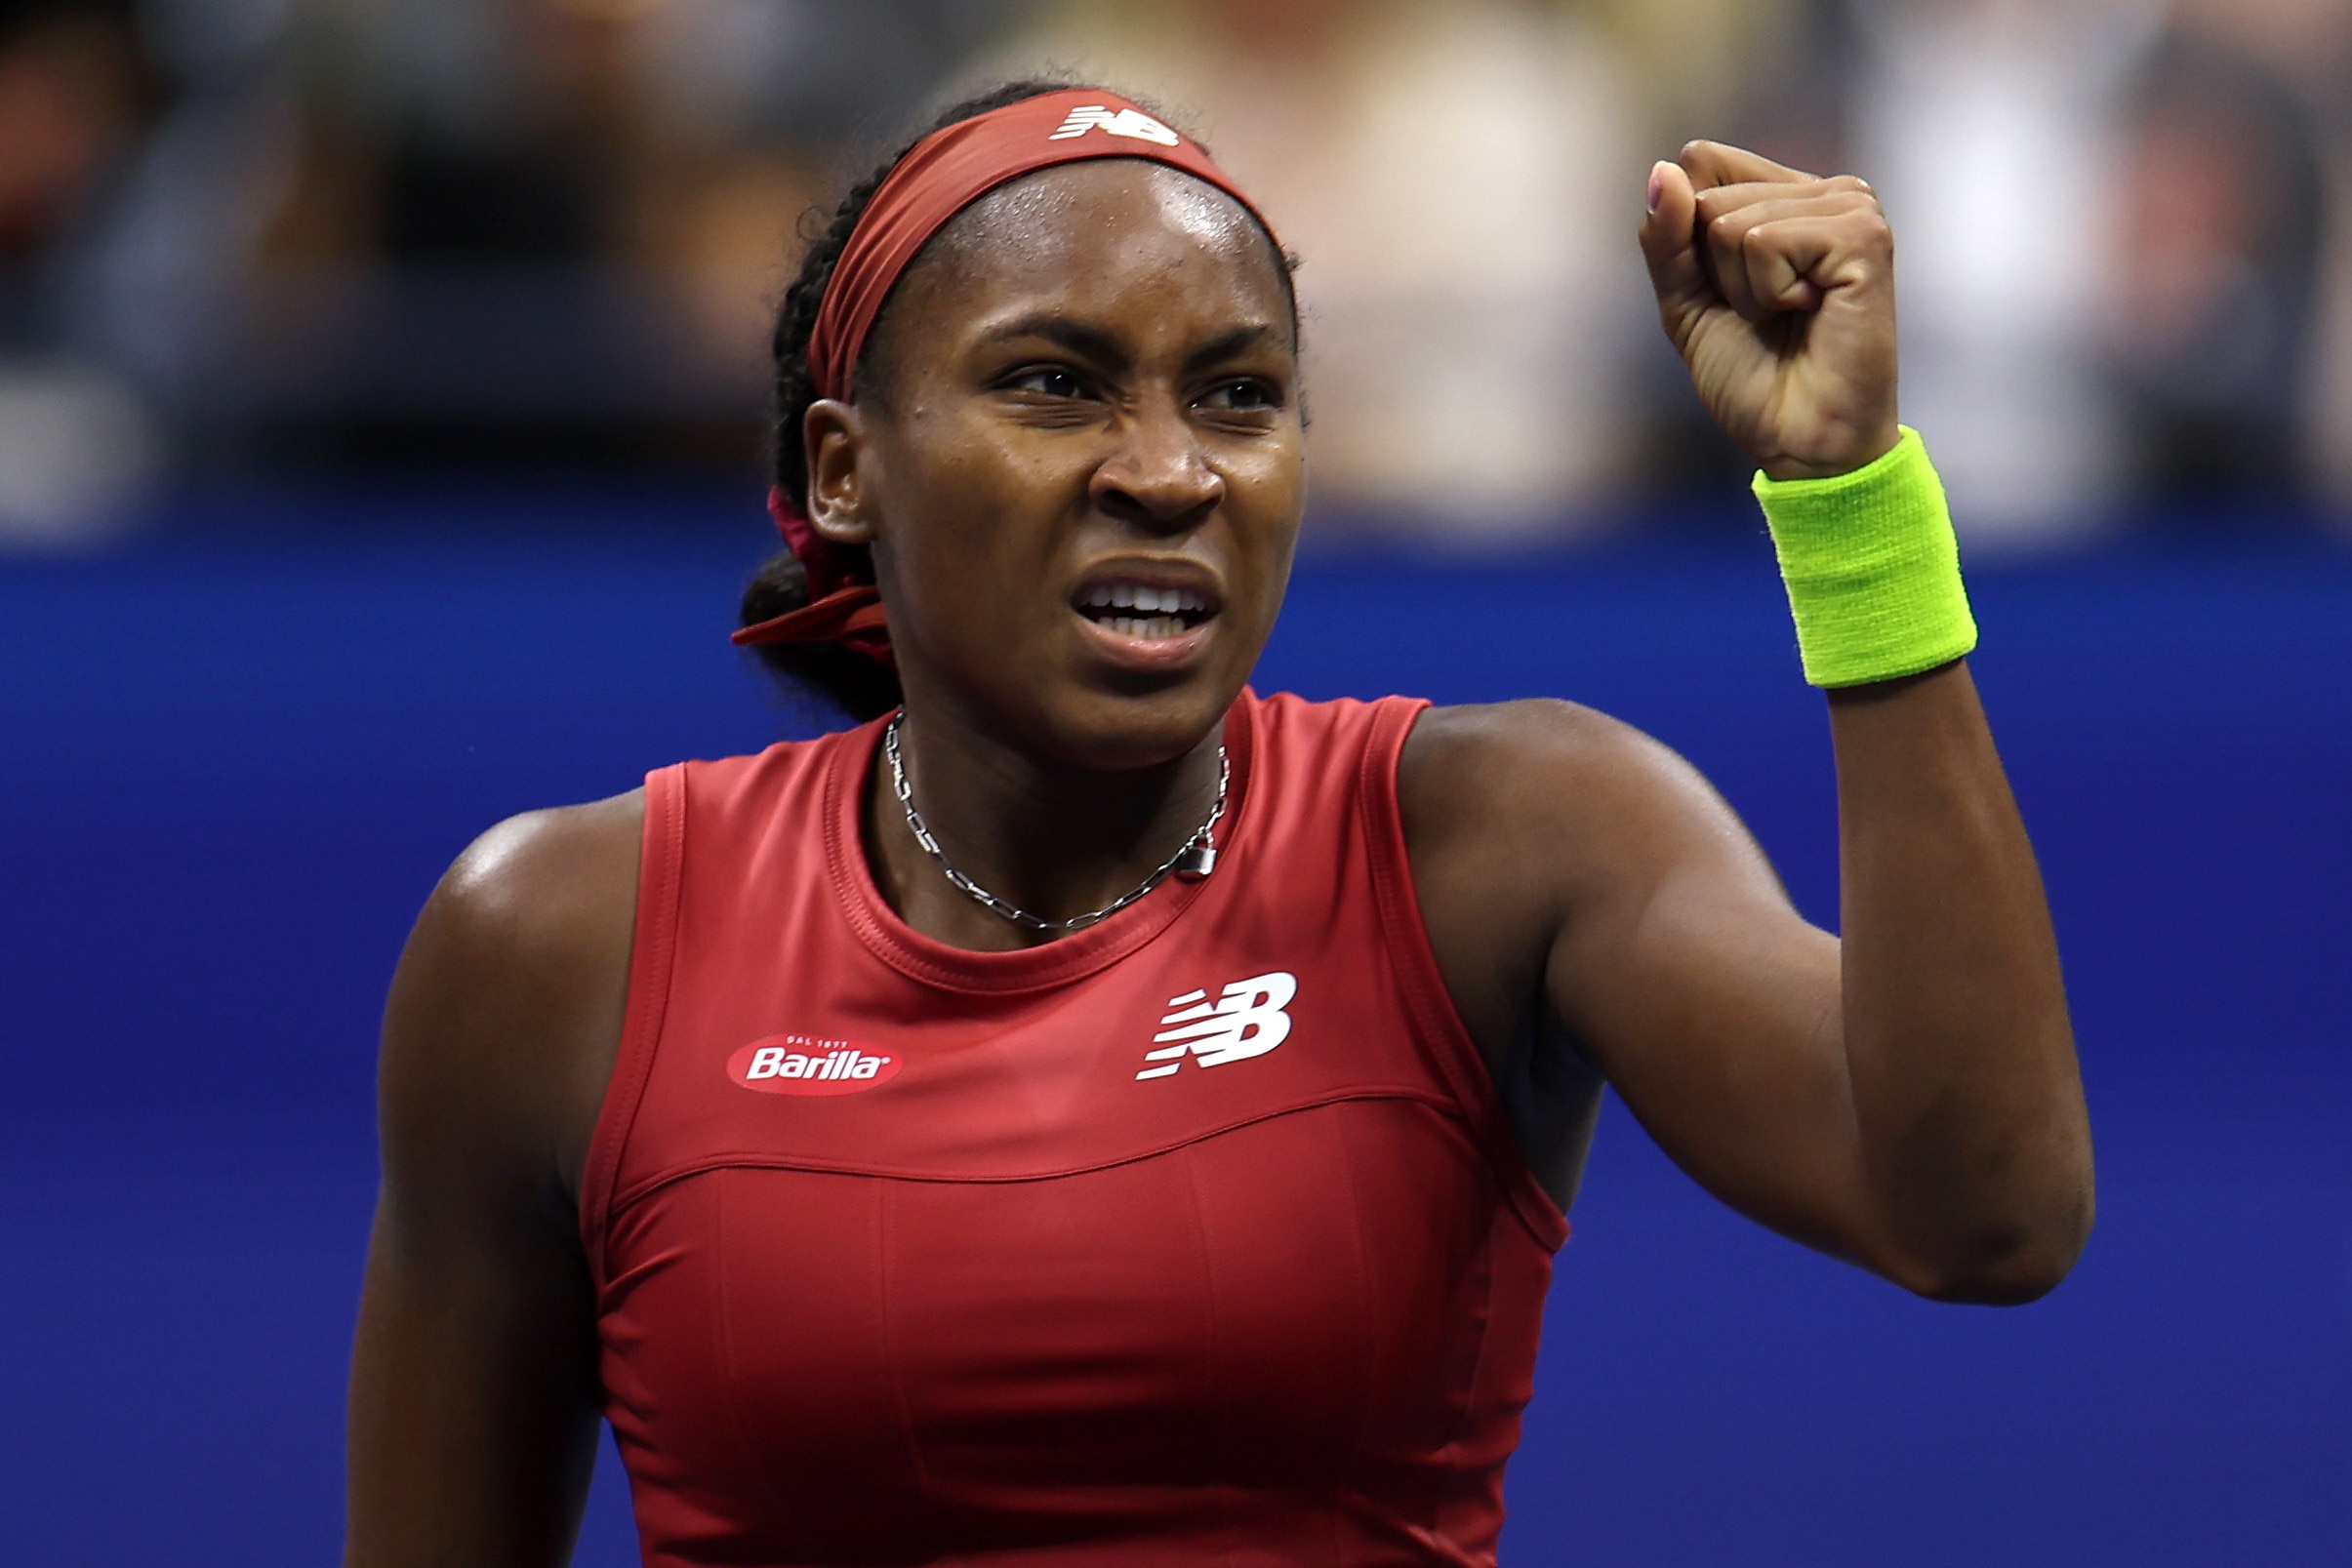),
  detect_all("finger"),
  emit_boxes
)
[1708,198,1889,317]
[1693,175,1874,226]
[1704,192,1880,261]
[1695,189,1875,326]
[1638,158,1715,352]
[1679,140,1819,192]
[1740,220,1832,315]
[1698,197,1809,325]
[1707,220,1766,324]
